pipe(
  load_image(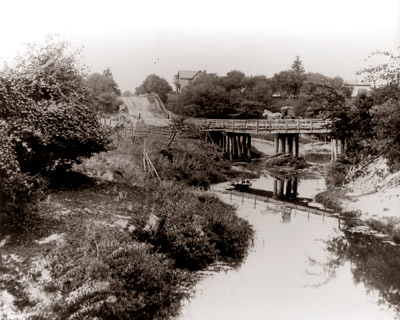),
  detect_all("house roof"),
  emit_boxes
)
[178,70,202,80]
